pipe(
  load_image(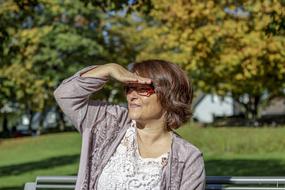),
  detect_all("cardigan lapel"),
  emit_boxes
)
[91,117,130,190]
[161,132,186,190]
